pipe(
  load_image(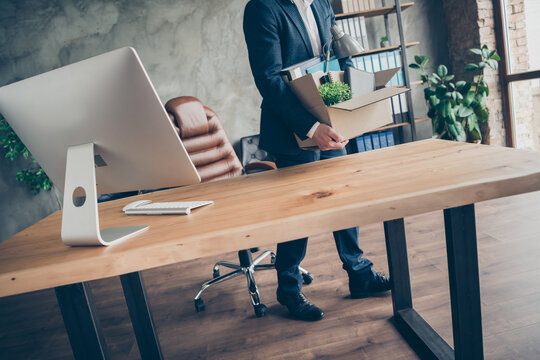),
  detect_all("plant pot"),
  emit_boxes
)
[380,40,390,48]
